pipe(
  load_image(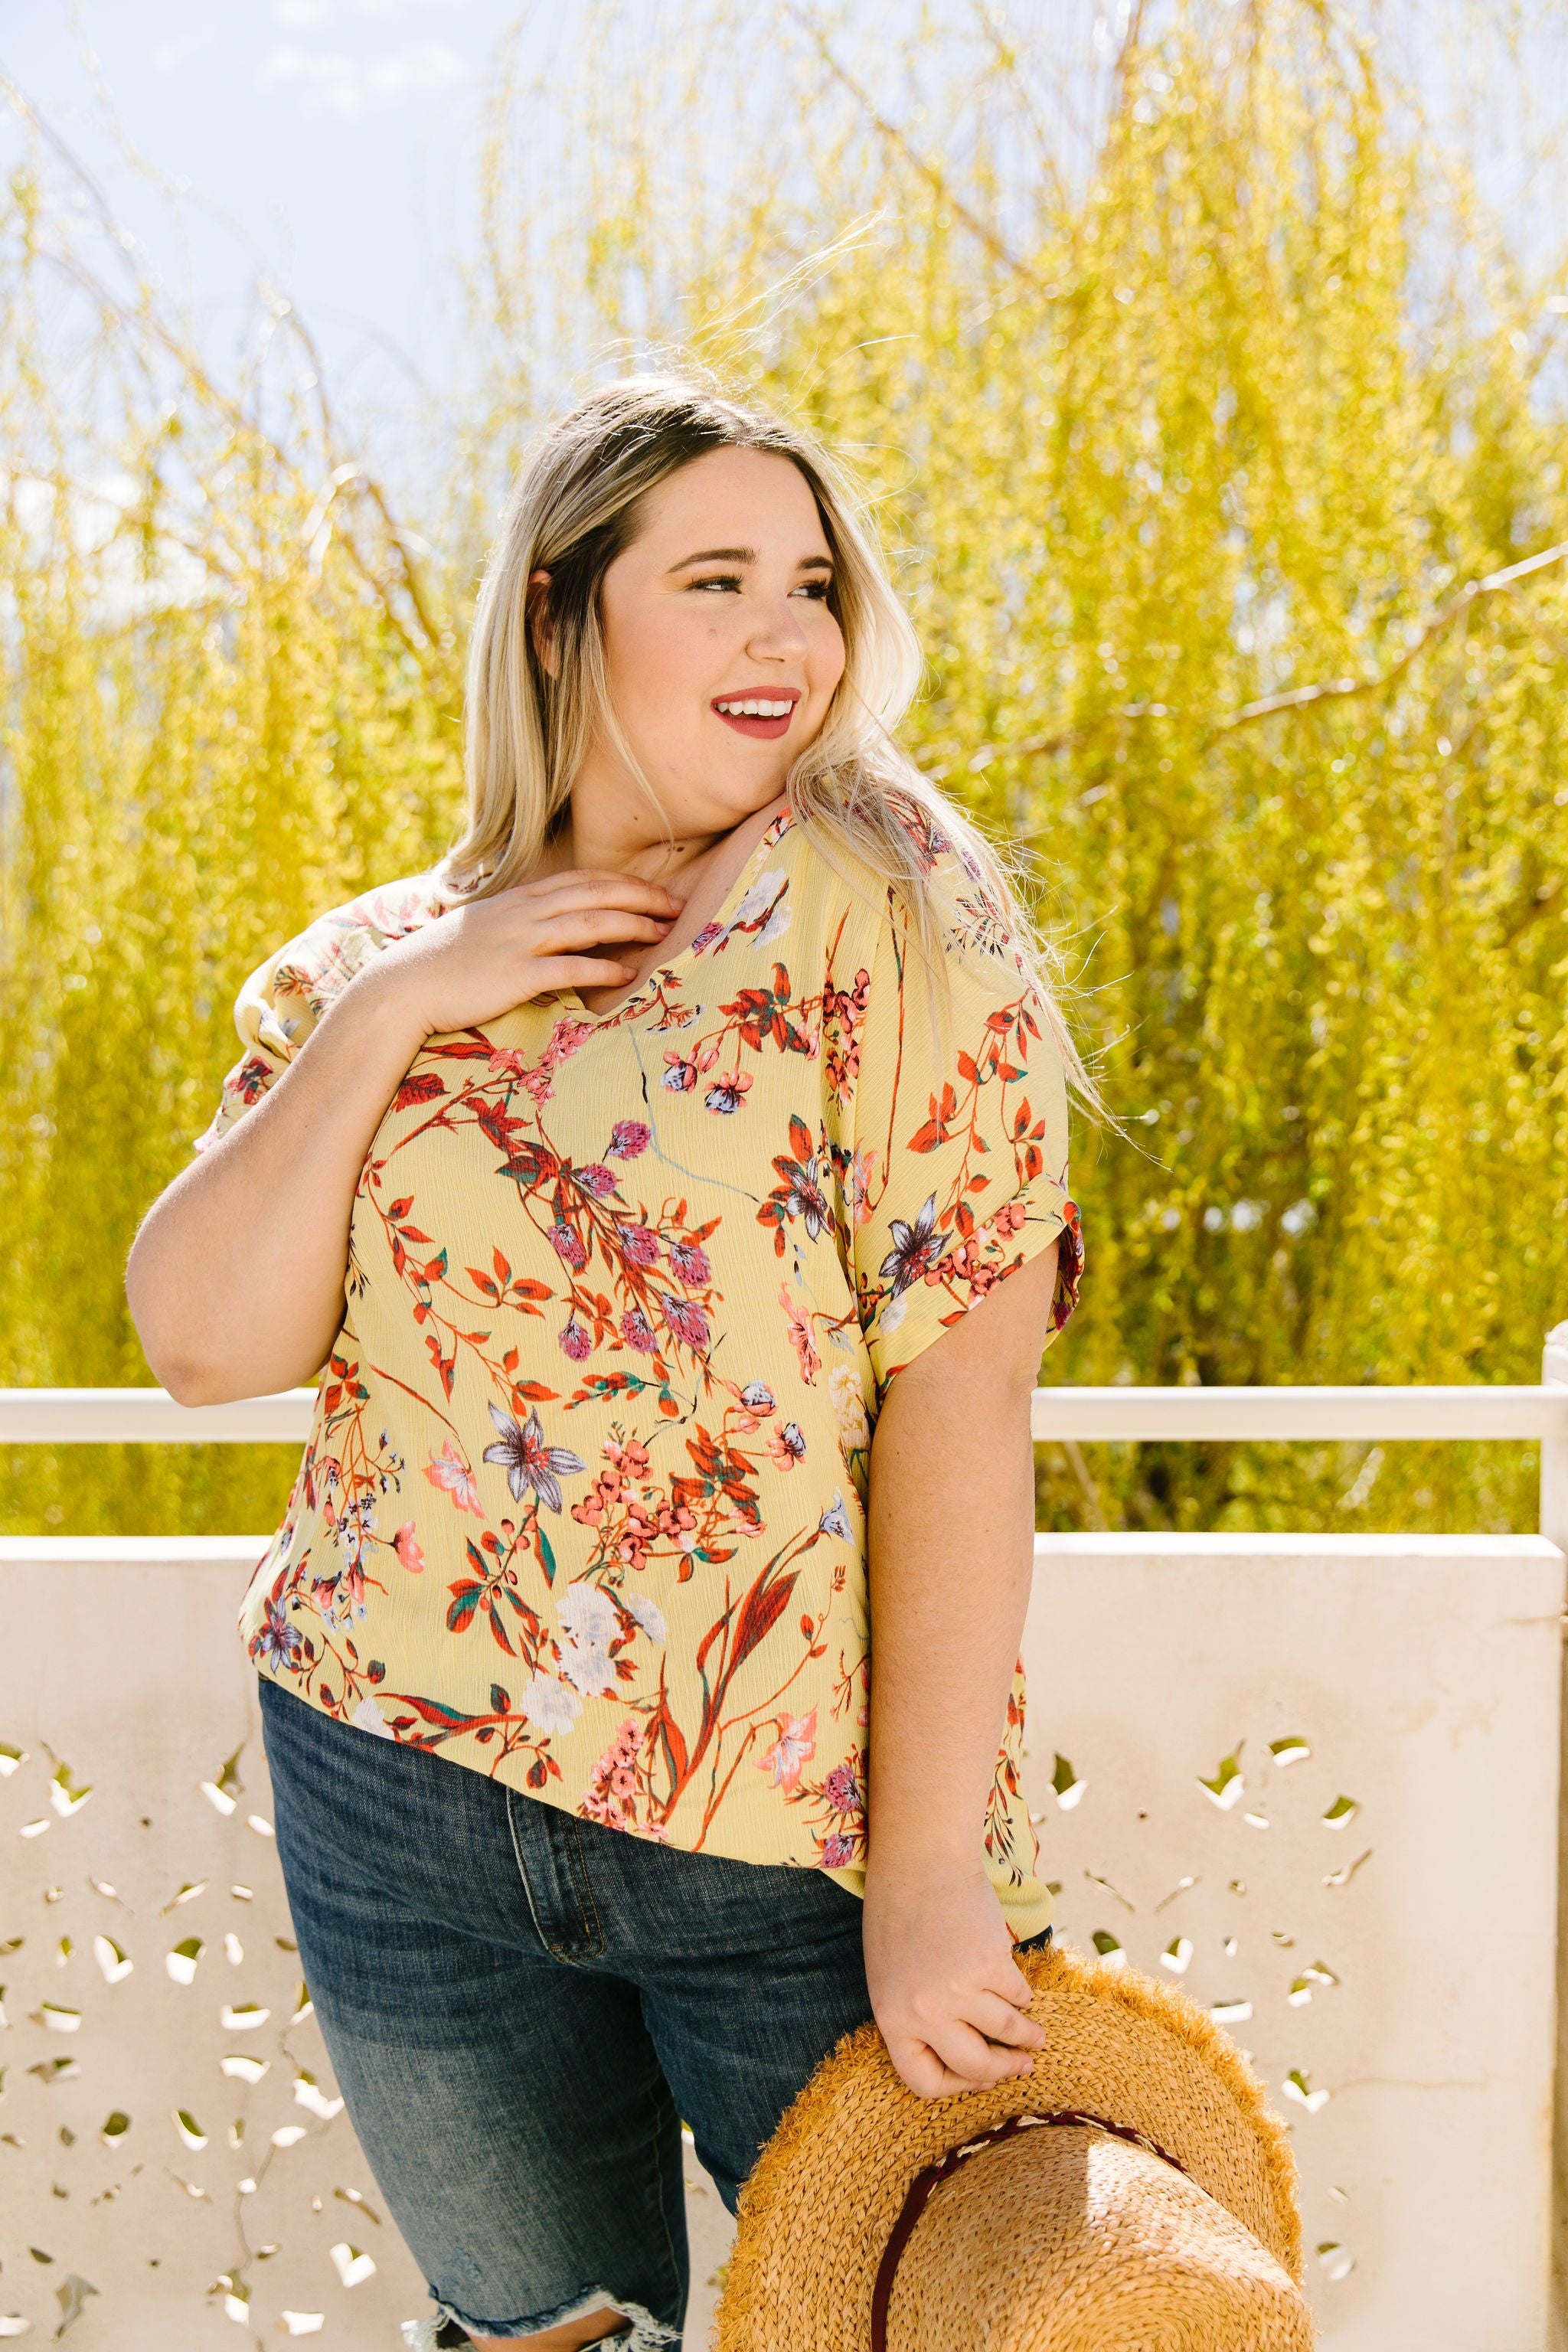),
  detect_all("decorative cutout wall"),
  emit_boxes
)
[4,1530,1563,2347]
